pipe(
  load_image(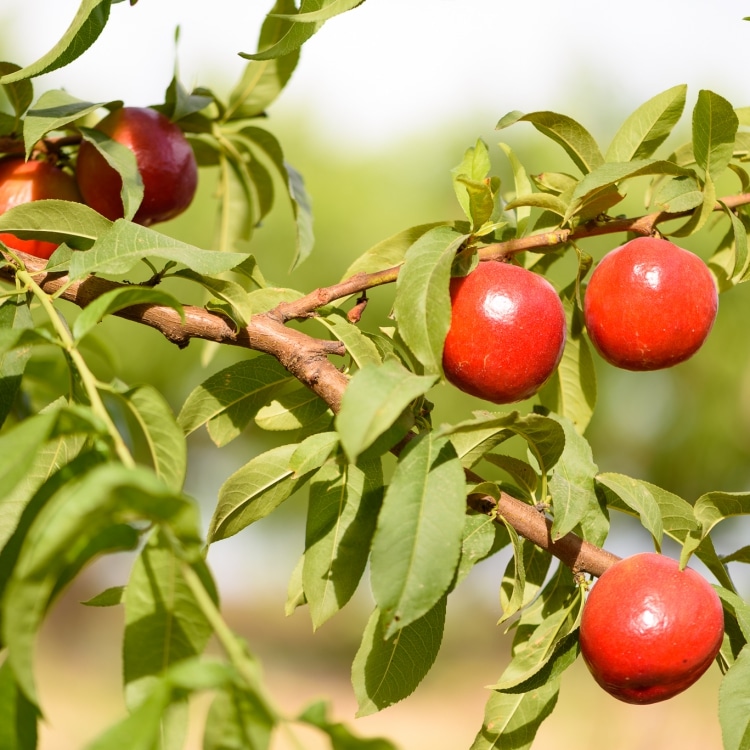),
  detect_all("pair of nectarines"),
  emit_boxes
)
[0,106,197,259]
[442,236,718,404]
